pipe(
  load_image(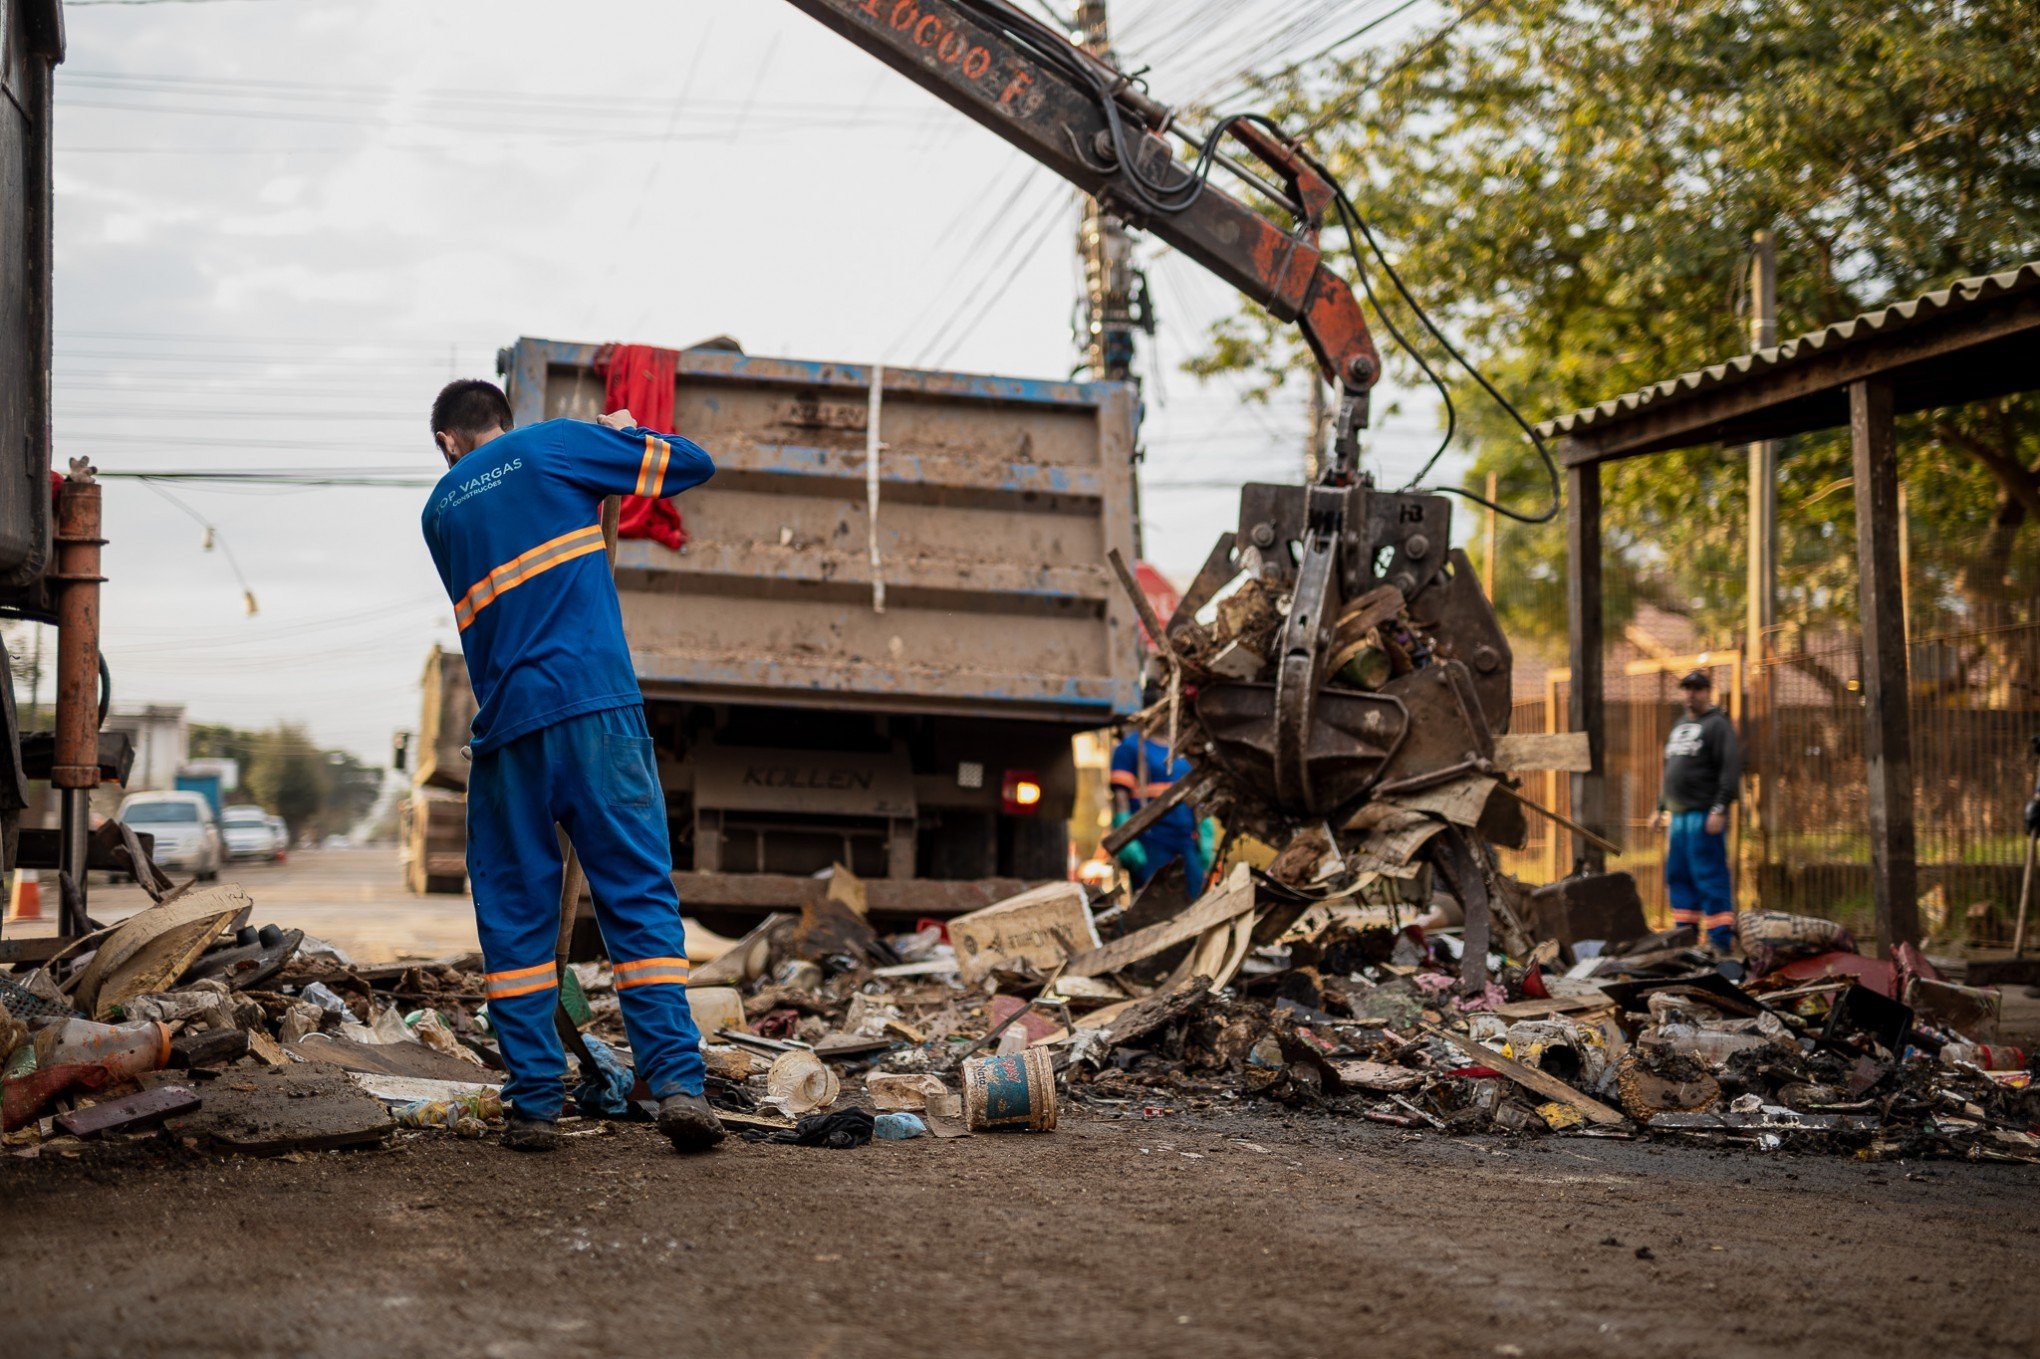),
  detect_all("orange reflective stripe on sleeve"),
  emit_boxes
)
[454,524,606,631]
[1108,770,1138,790]
[634,435,673,498]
